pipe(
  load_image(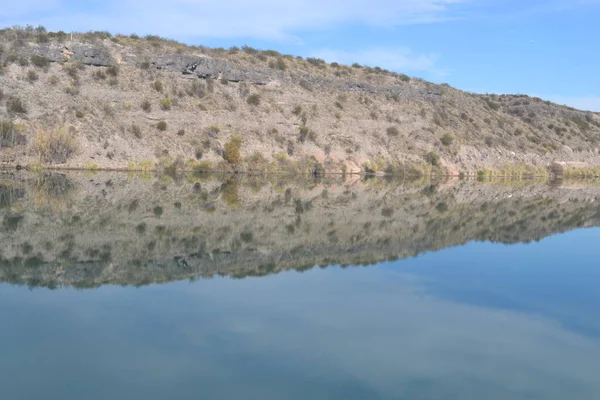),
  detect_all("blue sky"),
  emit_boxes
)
[2,0,599,111]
